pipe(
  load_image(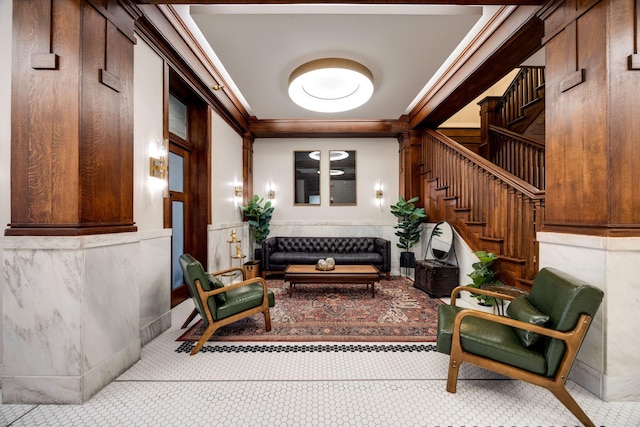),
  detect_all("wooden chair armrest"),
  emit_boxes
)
[452,308,592,342]
[209,267,246,278]
[449,285,518,306]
